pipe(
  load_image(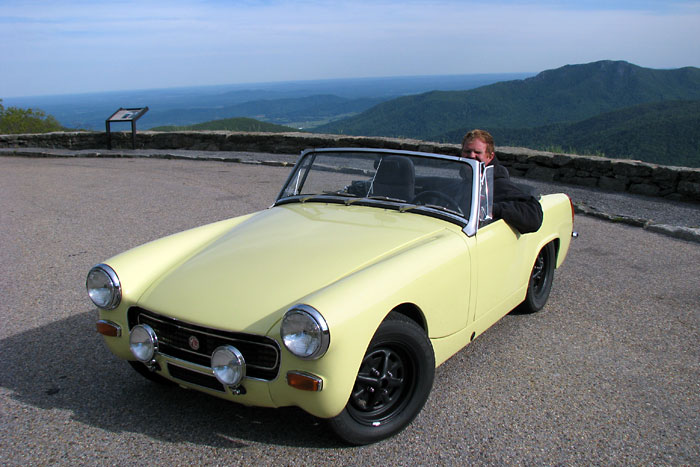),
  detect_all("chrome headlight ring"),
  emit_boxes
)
[280,304,330,360]
[86,263,121,310]
[129,324,158,363]
[211,345,246,387]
